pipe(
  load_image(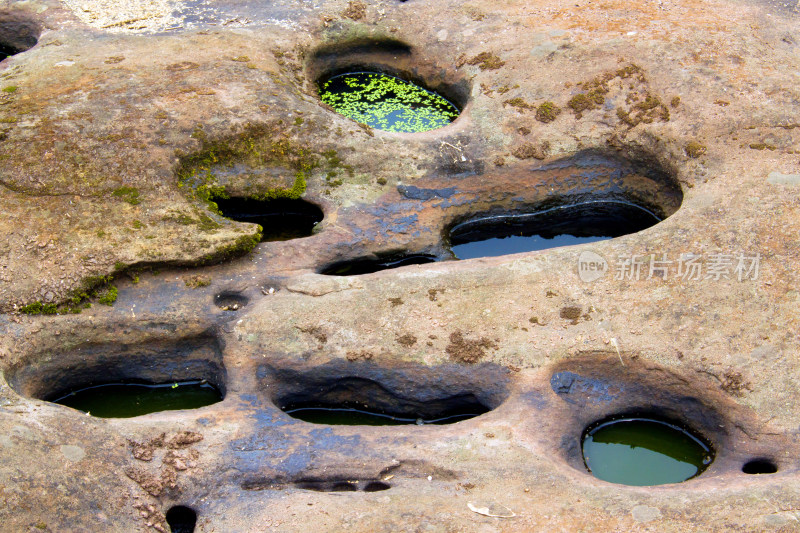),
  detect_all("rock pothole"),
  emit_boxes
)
[212,197,324,242]
[0,9,40,61]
